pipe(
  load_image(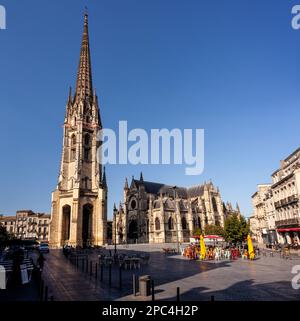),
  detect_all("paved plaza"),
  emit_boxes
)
[40,244,300,301]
